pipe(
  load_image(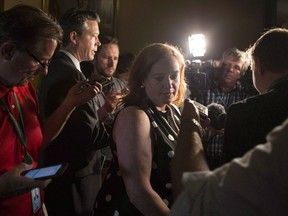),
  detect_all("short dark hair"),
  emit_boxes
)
[0,4,63,49]
[247,28,288,74]
[97,35,119,54]
[60,8,100,46]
